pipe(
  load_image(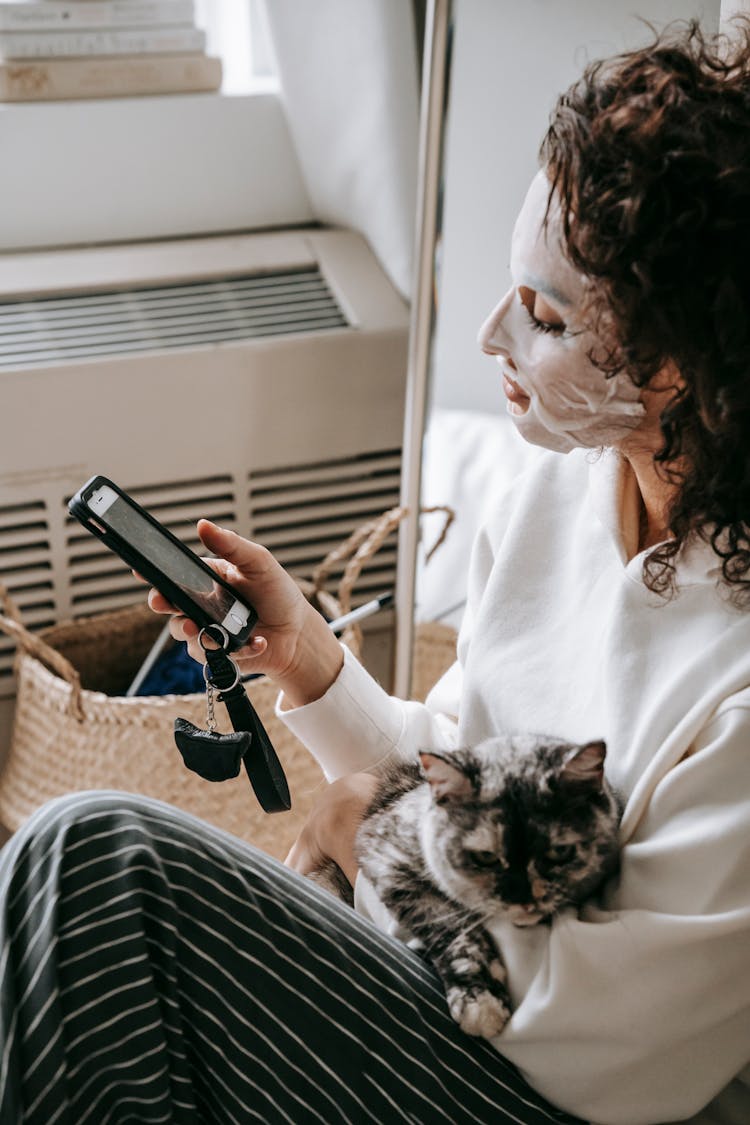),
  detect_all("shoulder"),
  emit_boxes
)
[480,447,592,552]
